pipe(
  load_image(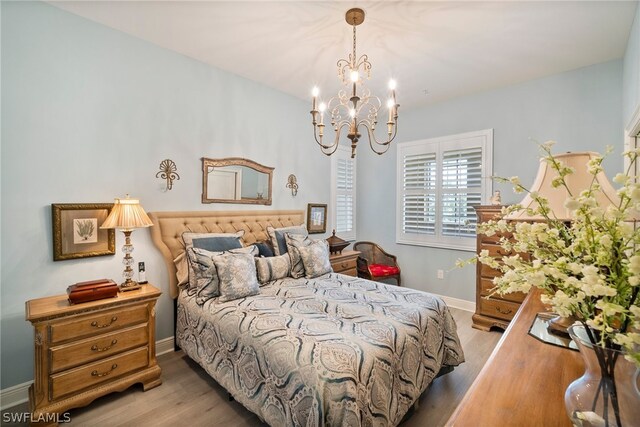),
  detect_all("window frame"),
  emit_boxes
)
[330,145,357,241]
[396,129,493,251]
